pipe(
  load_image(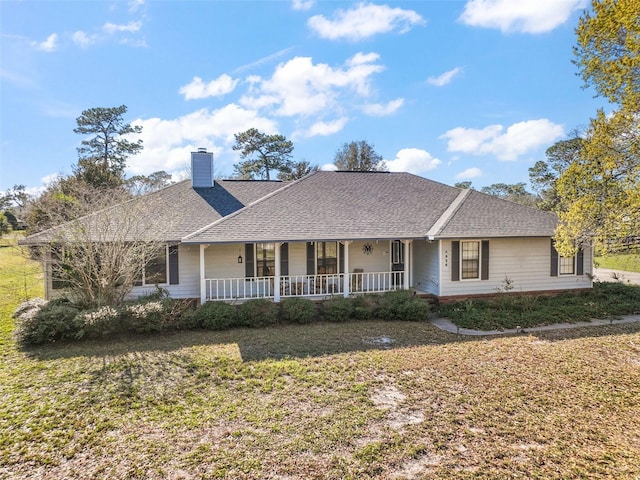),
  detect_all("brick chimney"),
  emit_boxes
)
[191,148,213,188]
